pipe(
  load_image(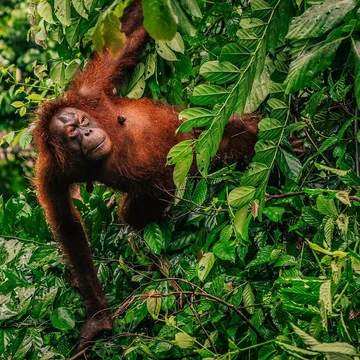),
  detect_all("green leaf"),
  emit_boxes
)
[65,18,83,48]
[307,240,348,257]
[242,162,269,186]
[127,76,146,99]
[336,191,351,206]
[50,307,75,330]
[145,53,156,79]
[143,0,178,40]
[233,205,249,240]
[167,140,193,165]
[277,148,302,181]
[253,140,277,164]
[190,84,229,106]
[244,67,270,113]
[258,118,283,141]
[0,131,15,146]
[144,222,163,254]
[174,332,194,349]
[277,342,318,356]
[197,252,215,281]
[219,225,233,242]
[319,281,332,314]
[192,179,207,206]
[318,135,337,153]
[324,217,334,246]
[72,0,88,19]
[286,0,355,40]
[50,61,65,86]
[220,43,250,64]
[316,196,338,217]
[156,41,177,61]
[315,163,349,177]
[11,101,24,108]
[181,0,202,18]
[213,241,236,262]
[19,107,26,117]
[147,290,161,319]
[243,283,255,314]
[247,245,275,268]
[26,94,45,101]
[170,0,195,36]
[173,154,192,190]
[37,1,56,24]
[251,0,272,11]
[19,127,32,149]
[228,186,255,209]
[177,108,213,133]
[103,14,126,57]
[54,0,71,26]
[263,206,285,222]
[285,36,343,93]
[166,32,184,53]
[291,323,320,346]
[200,61,239,84]
[311,342,357,355]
